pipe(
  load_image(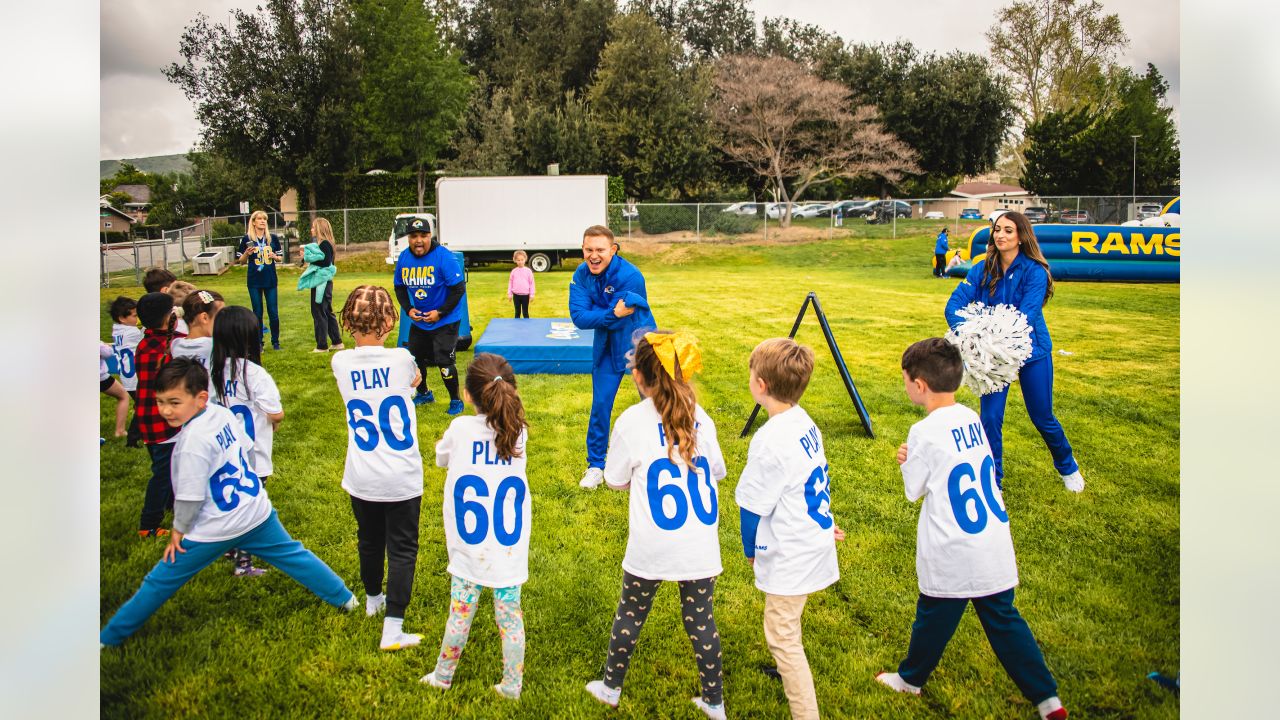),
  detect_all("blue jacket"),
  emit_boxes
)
[934,231,949,255]
[945,253,1052,361]
[569,254,655,374]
